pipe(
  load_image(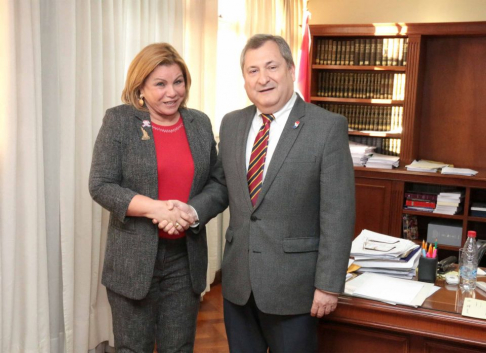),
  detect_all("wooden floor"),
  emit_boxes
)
[194,283,229,353]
